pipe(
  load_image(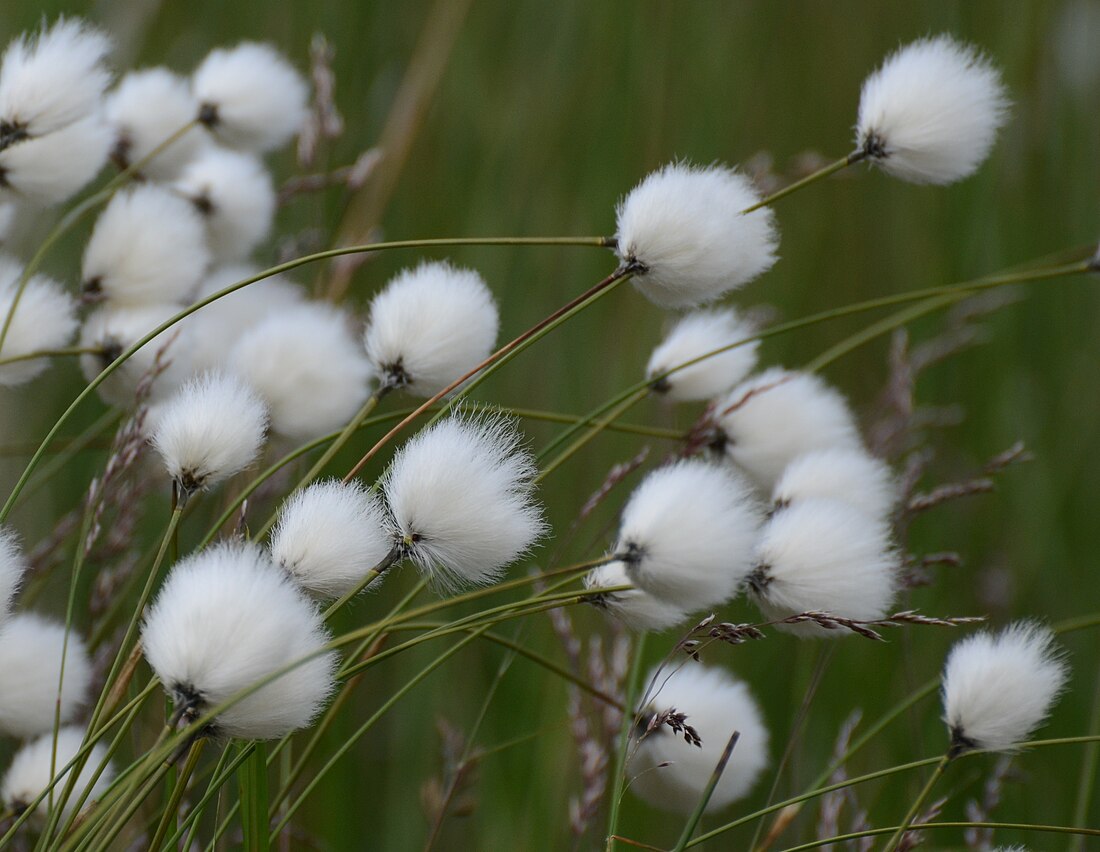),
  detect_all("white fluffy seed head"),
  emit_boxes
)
[105,67,208,180]
[141,540,337,739]
[714,368,863,493]
[856,35,1010,185]
[0,526,25,625]
[1,727,114,823]
[630,662,768,813]
[382,415,547,592]
[150,370,268,495]
[364,261,500,397]
[772,447,897,519]
[172,147,274,261]
[646,308,760,402]
[615,162,778,308]
[942,621,1068,754]
[613,460,761,613]
[0,18,111,136]
[82,184,210,306]
[192,42,308,152]
[0,114,111,205]
[0,263,78,386]
[0,613,91,737]
[751,498,898,637]
[583,561,689,632]
[228,302,372,441]
[270,479,395,599]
